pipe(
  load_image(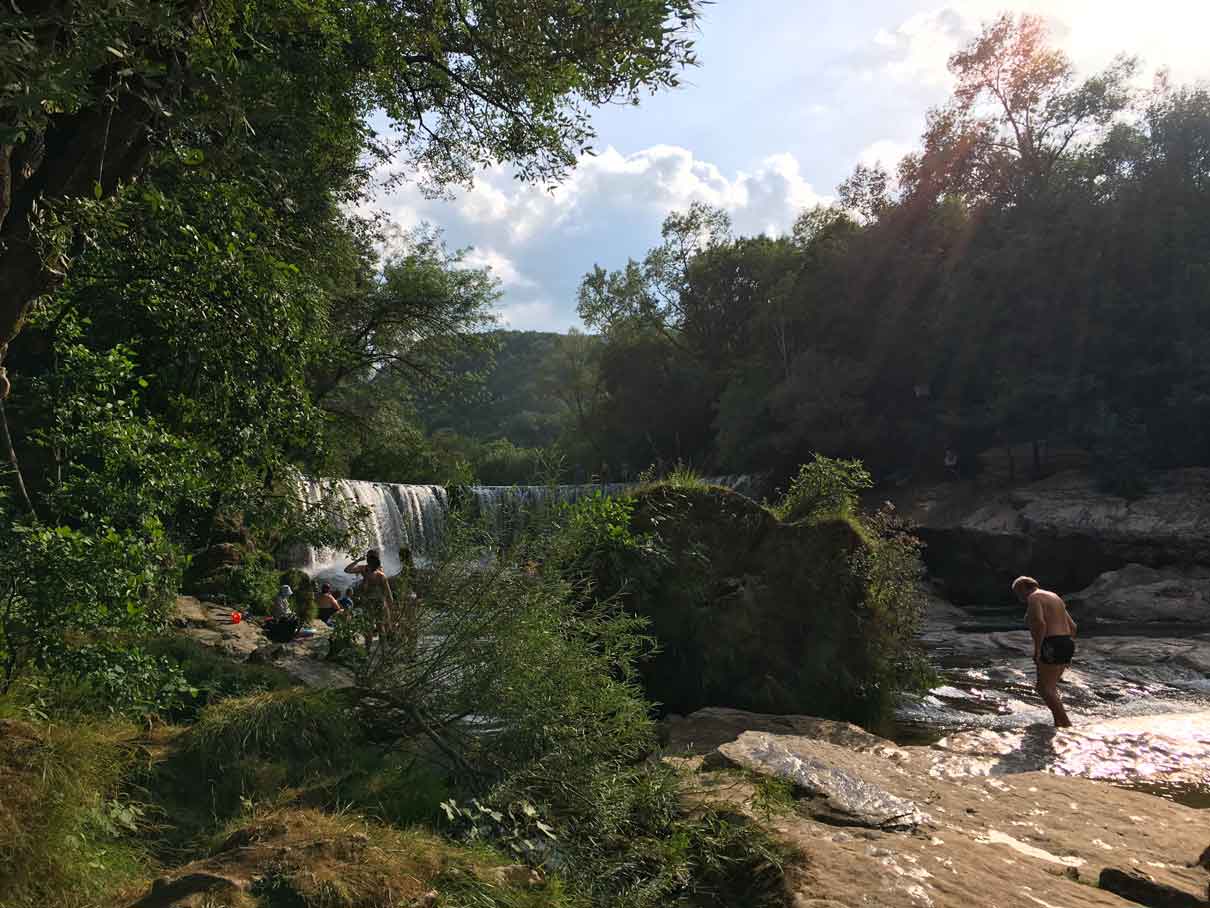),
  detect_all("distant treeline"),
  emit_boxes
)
[439,17,1210,493]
